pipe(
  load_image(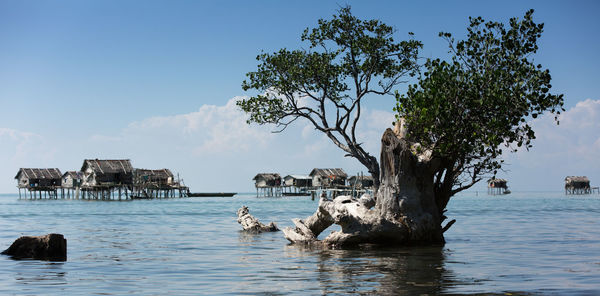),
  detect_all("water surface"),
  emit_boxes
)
[1,192,599,295]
